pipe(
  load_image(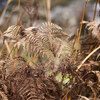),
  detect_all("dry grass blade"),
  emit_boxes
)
[78,95,89,100]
